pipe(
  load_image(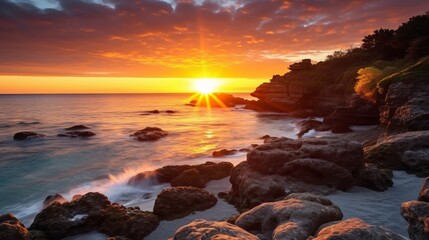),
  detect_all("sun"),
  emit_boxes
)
[193,78,218,94]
